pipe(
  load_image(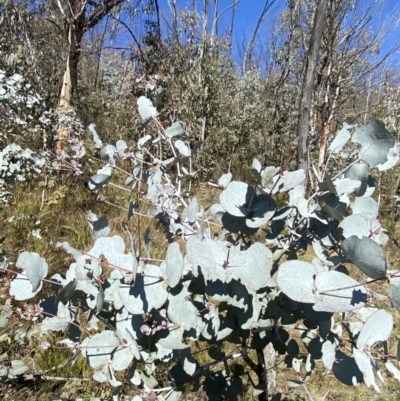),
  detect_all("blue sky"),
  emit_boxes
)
[155,0,400,68]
